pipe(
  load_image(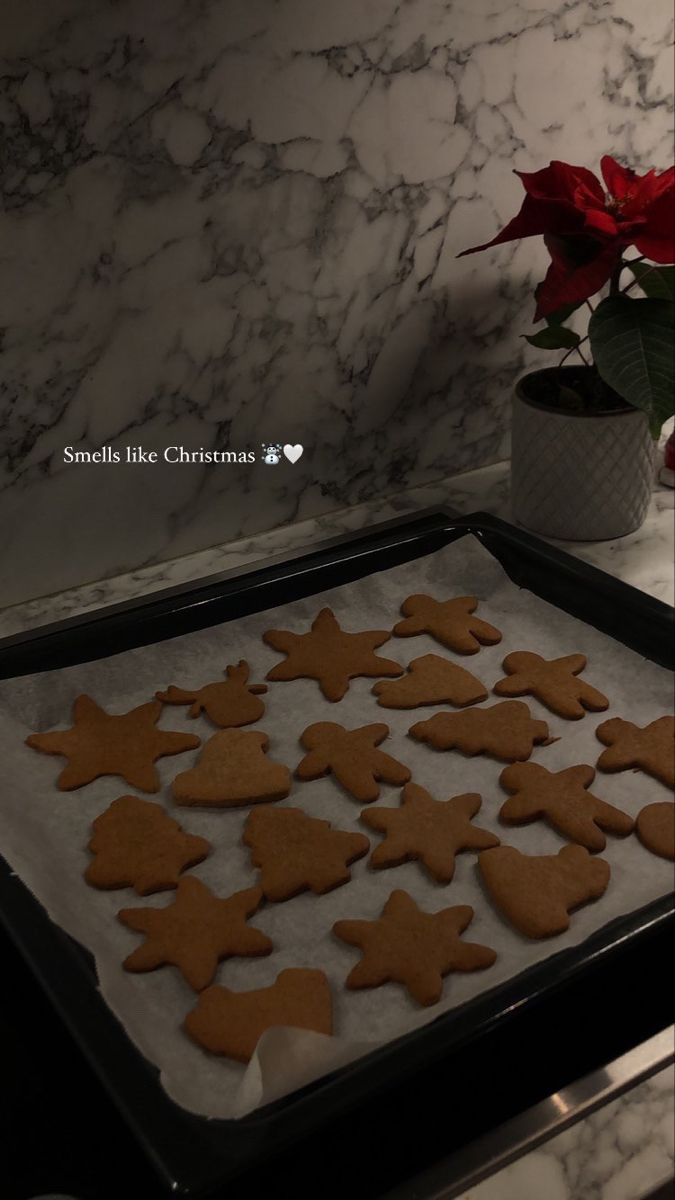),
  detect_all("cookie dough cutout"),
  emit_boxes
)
[85,795,211,895]
[361,784,499,883]
[173,729,290,807]
[26,695,201,792]
[372,654,488,709]
[156,661,267,728]
[244,806,370,901]
[596,716,675,790]
[494,651,609,720]
[499,762,634,852]
[393,595,502,654]
[333,890,496,1007]
[636,802,675,861]
[410,700,550,763]
[263,606,403,702]
[296,721,411,803]
[479,844,610,938]
[118,878,272,992]
[185,969,333,1063]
